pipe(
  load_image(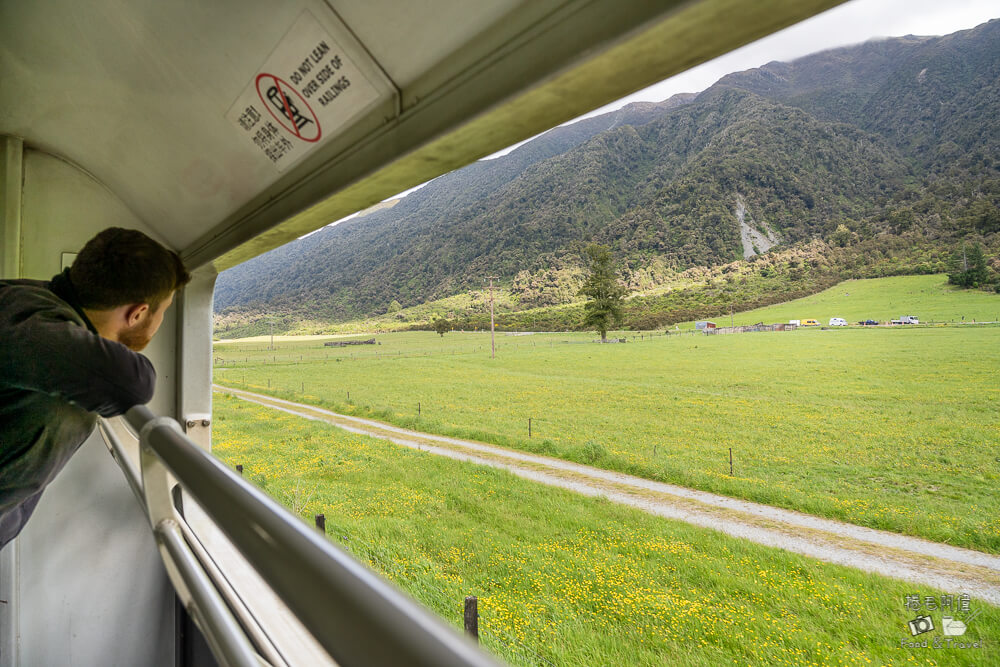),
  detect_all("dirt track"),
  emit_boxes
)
[216,384,1000,606]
